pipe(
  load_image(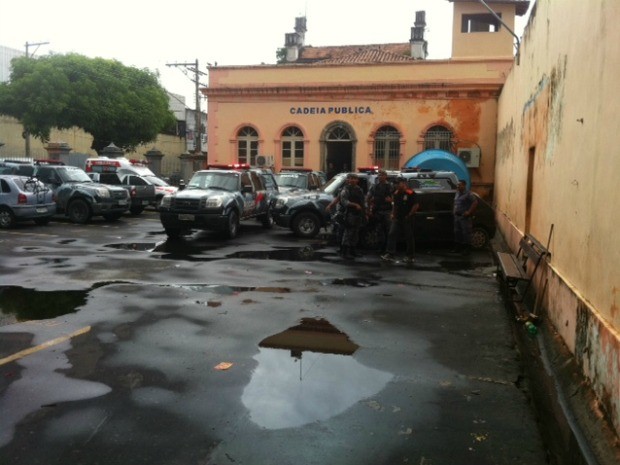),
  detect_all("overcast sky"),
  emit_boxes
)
[1,0,532,110]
